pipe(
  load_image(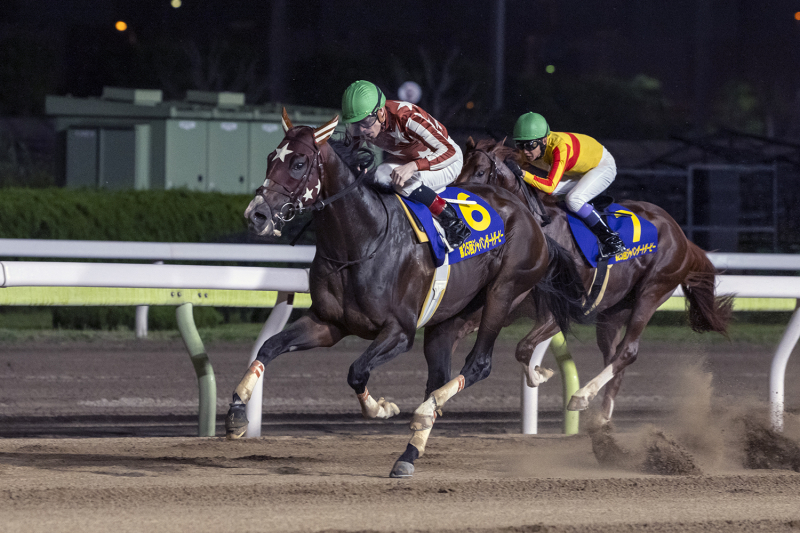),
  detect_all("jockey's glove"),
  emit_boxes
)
[505,158,524,179]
